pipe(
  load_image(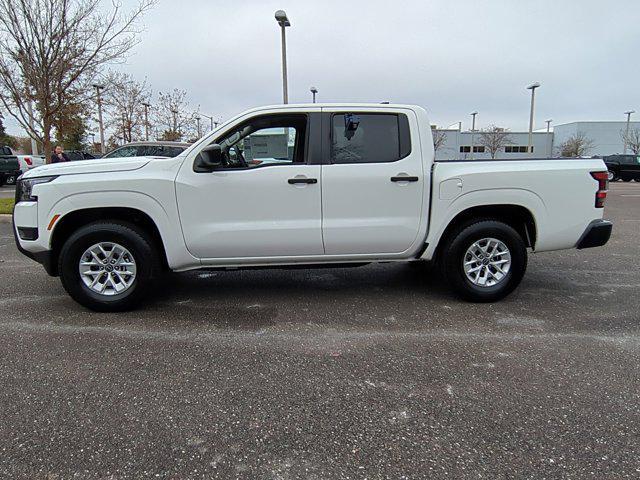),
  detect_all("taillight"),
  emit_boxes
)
[590,171,608,208]
[24,157,32,166]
